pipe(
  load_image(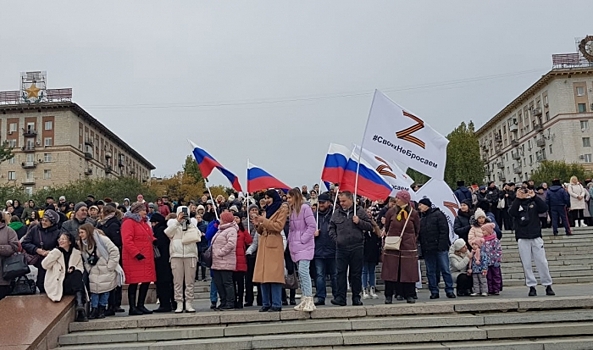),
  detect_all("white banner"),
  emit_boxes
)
[353,145,416,200]
[361,90,449,180]
[415,179,460,244]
